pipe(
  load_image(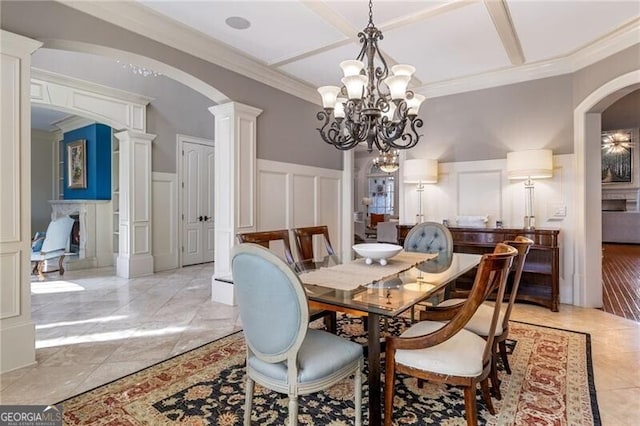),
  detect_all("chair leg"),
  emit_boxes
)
[355,359,363,426]
[244,376,254,426]
[383,359,396,426]
[499,340,511,374]
[463,385,478,426]
[288,395,298,426]
[58,255,66,276]
[480,378,495,415]
[324,311,337,334]
[490,353,502,400]
[37,261,45,281]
